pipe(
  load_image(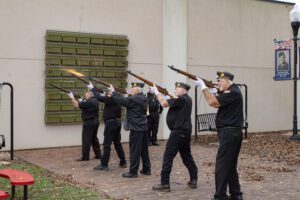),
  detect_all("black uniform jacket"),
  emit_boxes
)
[147,92,163,114]
[215,84,244,129]
[91,88,121,122]
[112,92,148,131]
[166,94,192,133]
[78,97,99,121]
